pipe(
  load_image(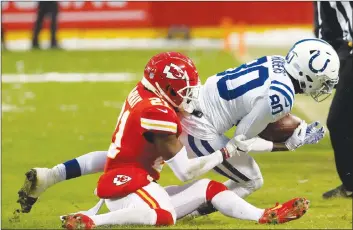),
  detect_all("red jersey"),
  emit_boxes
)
[104,82,182,181]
